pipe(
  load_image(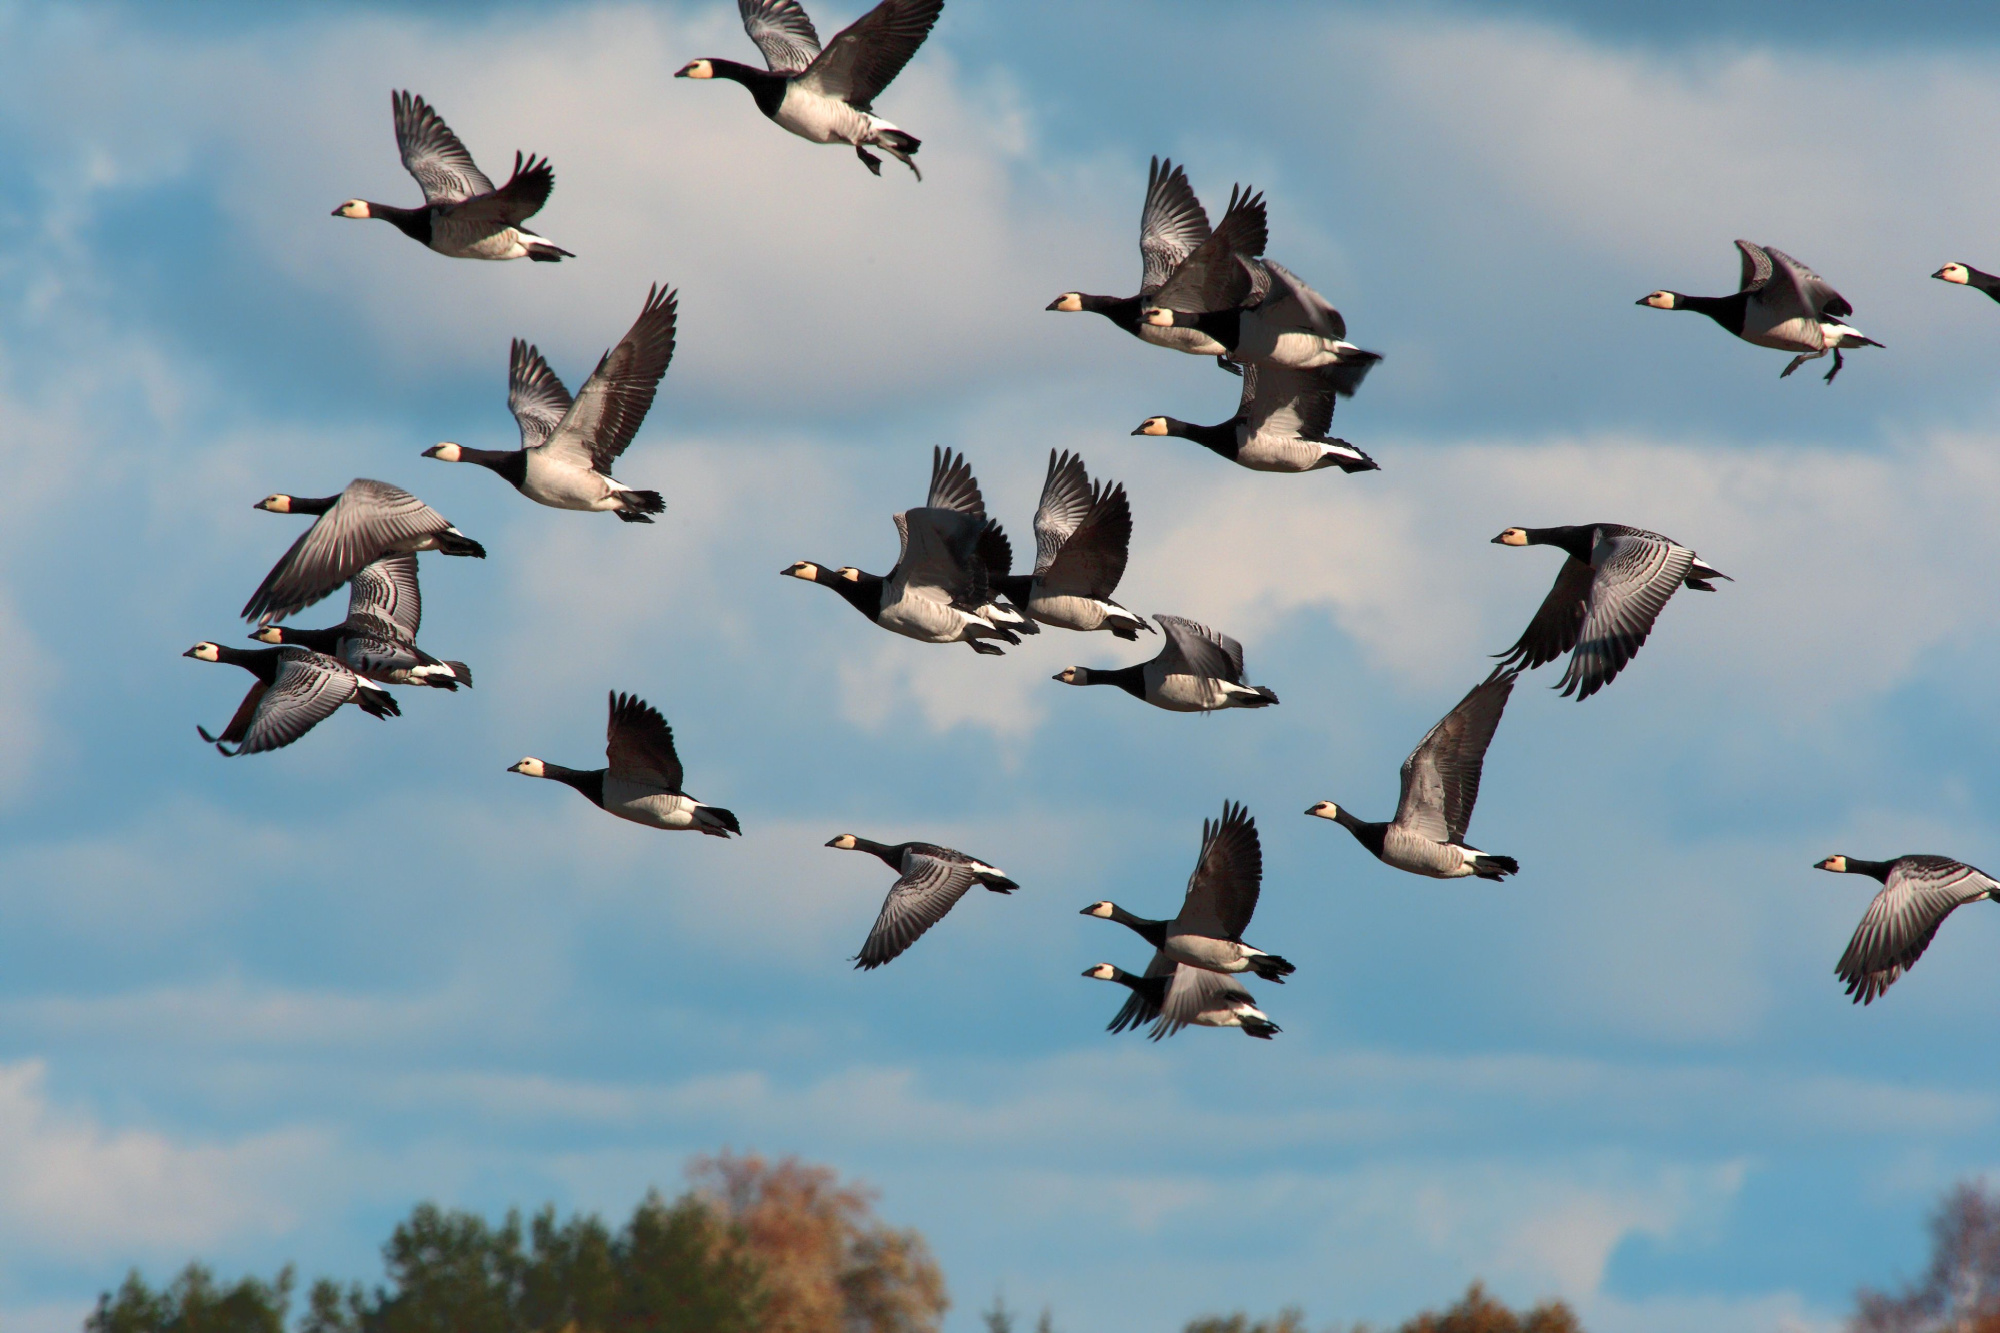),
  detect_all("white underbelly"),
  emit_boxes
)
[522,456,616,510]
[1138,324,1229,357]
[604,782,700,830]
[1144,668,1238,711]
[1234,432,1322,472]
[1028,593,1115,631]
[434,219,530,261]
[878,592,973,643]
[1743,309,1822,352]
[1164,934,1251,973]
[776,88,868,145]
